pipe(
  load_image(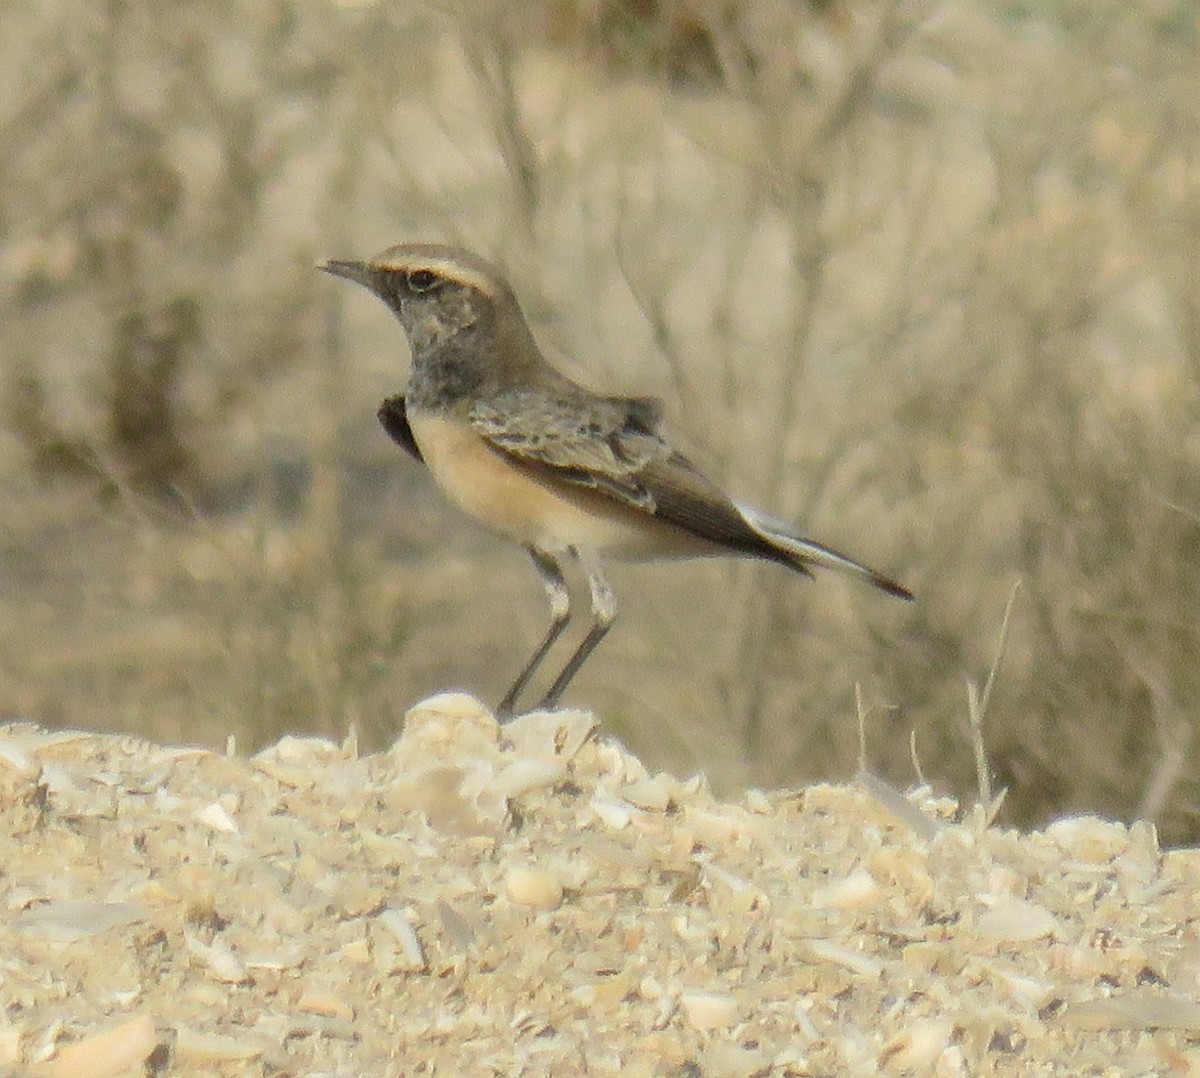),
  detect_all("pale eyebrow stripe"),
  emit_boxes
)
[369,256,498,299]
